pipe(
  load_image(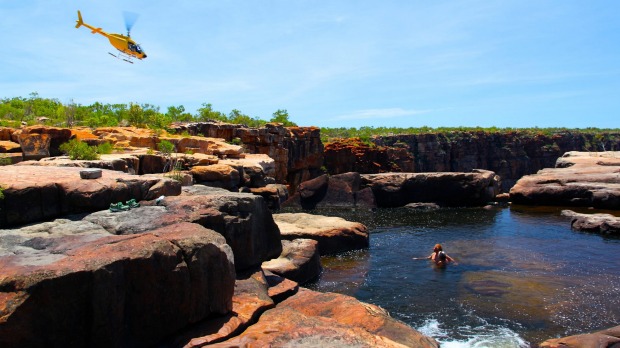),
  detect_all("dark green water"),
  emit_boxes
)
[301,206,620,347]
